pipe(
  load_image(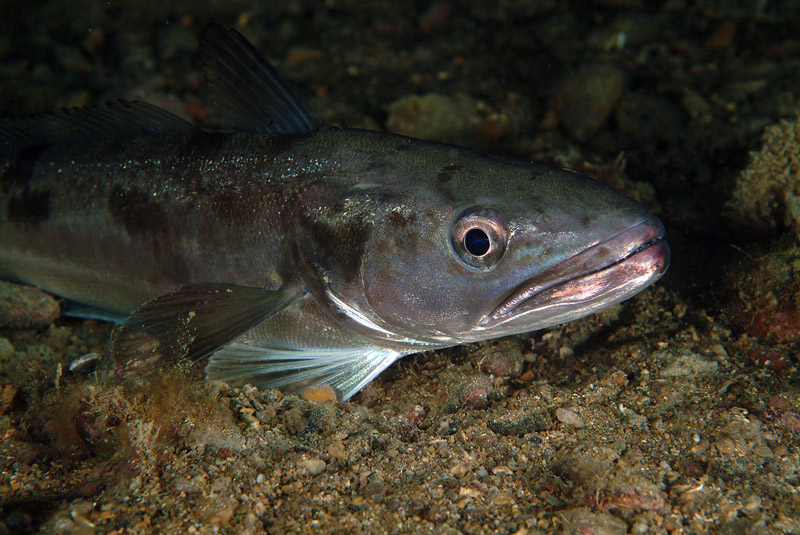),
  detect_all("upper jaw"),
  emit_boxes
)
[479,216,669,331]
